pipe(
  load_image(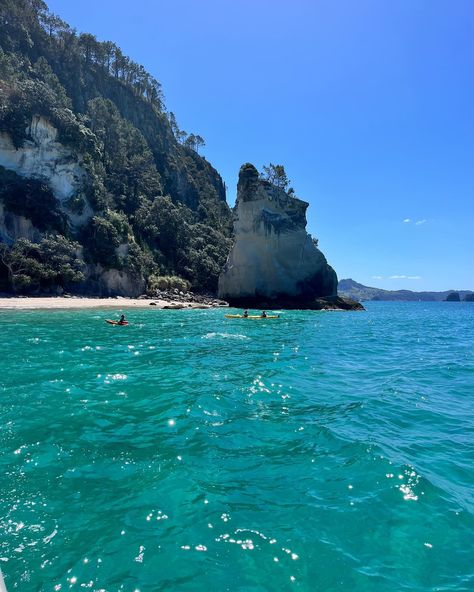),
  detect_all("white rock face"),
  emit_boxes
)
[84,265,145,297]
[0,117,145,297]
[0,116,92,225]
[218,164,337,302]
